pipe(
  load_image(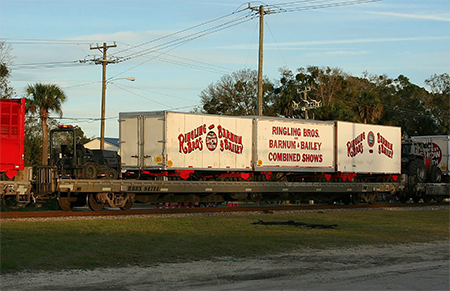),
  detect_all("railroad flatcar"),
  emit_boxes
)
[1,99,448,211]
